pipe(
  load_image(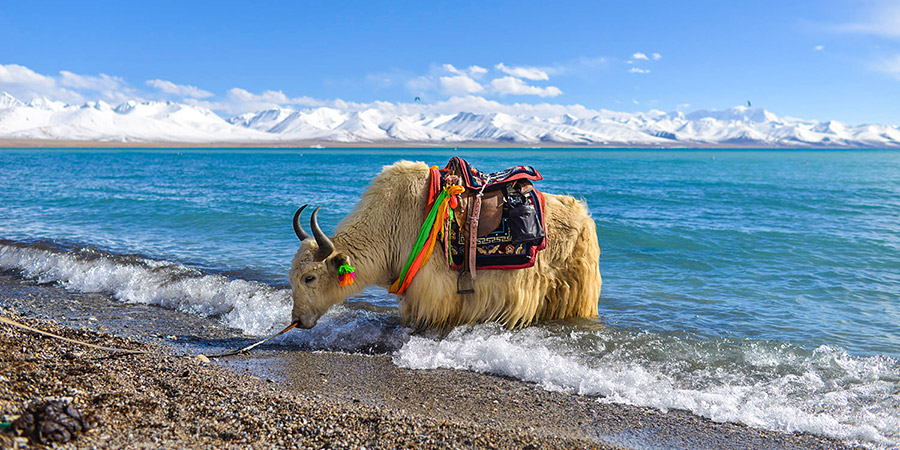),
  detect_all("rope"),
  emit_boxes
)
[1,314,299,359]
[0,315,148,354]
[204,321,299,358]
